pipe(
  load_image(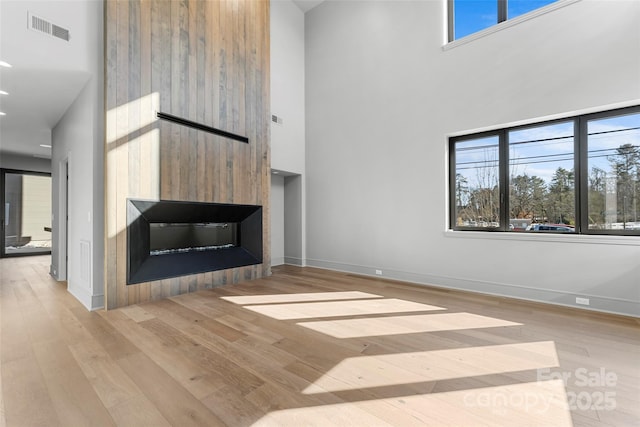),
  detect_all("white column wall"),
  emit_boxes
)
[271,174,285,266]
[271,0,307,266]
[50,0,103,310]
